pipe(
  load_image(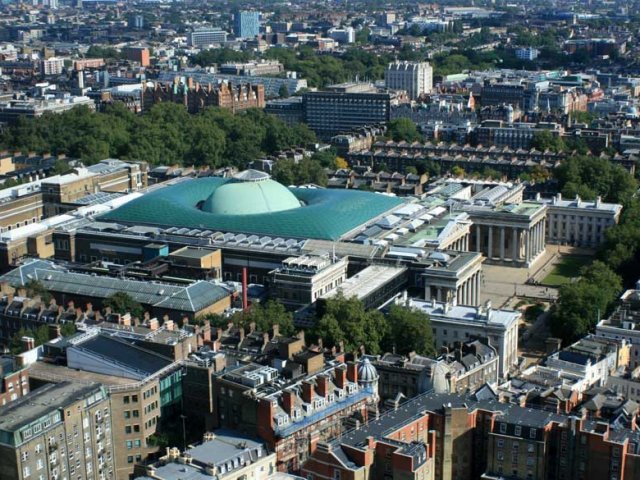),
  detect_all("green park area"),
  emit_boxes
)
[543,255,592,286]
